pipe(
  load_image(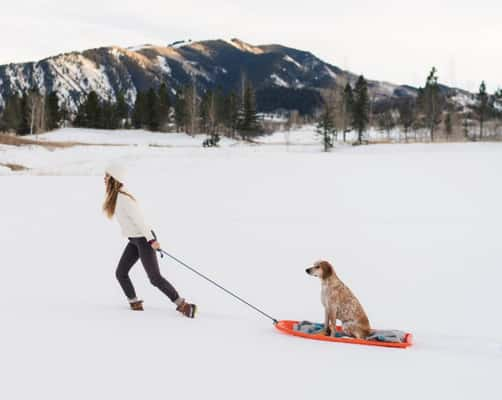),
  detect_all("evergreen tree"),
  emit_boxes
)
[174,89,187,132]
[45,92,61,131]
[102,101,121,129]
[158,83,172,129]
[75,91,101,128]
[222,91,239,137]
[132,91,146,129]
[115,91,129,128]
[19,93,31,135]
[398,98,415,143]
[445,112,453,142]
[200,90,212,134]
[87,91,102,128]
[146,87,160,131]
[316,95,336,152]
[419,67,443,142]
[0,95,22,133]
[476,81,489,140]
[342,83,354,142]
[239,81,260,138]
[352,75,370,144]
